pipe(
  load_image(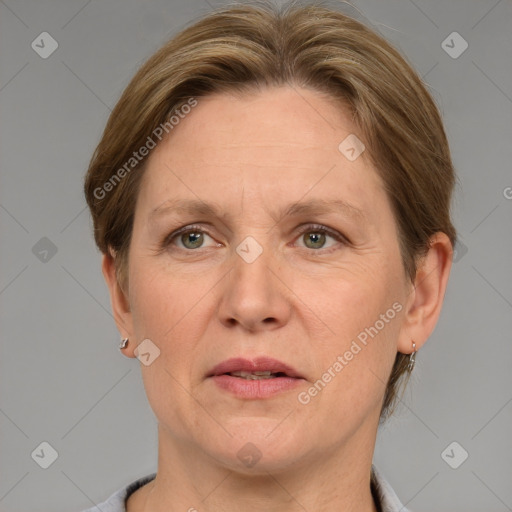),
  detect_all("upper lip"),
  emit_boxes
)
[208,357,303,379]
